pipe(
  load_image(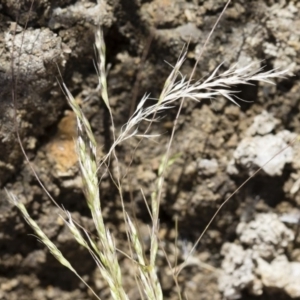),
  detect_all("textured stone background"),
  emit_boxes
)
[1,1,300,299]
